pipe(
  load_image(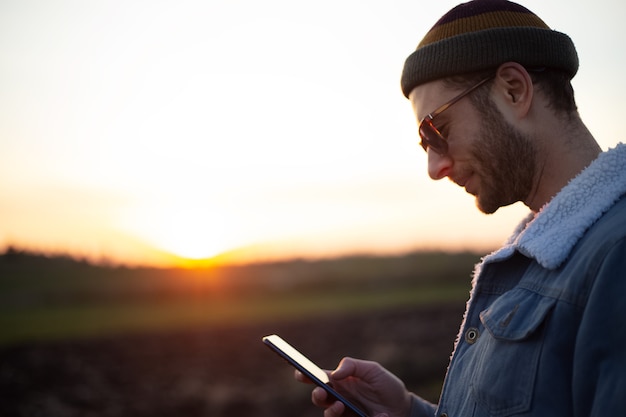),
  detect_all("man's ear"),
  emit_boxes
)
[493,62,534,118]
